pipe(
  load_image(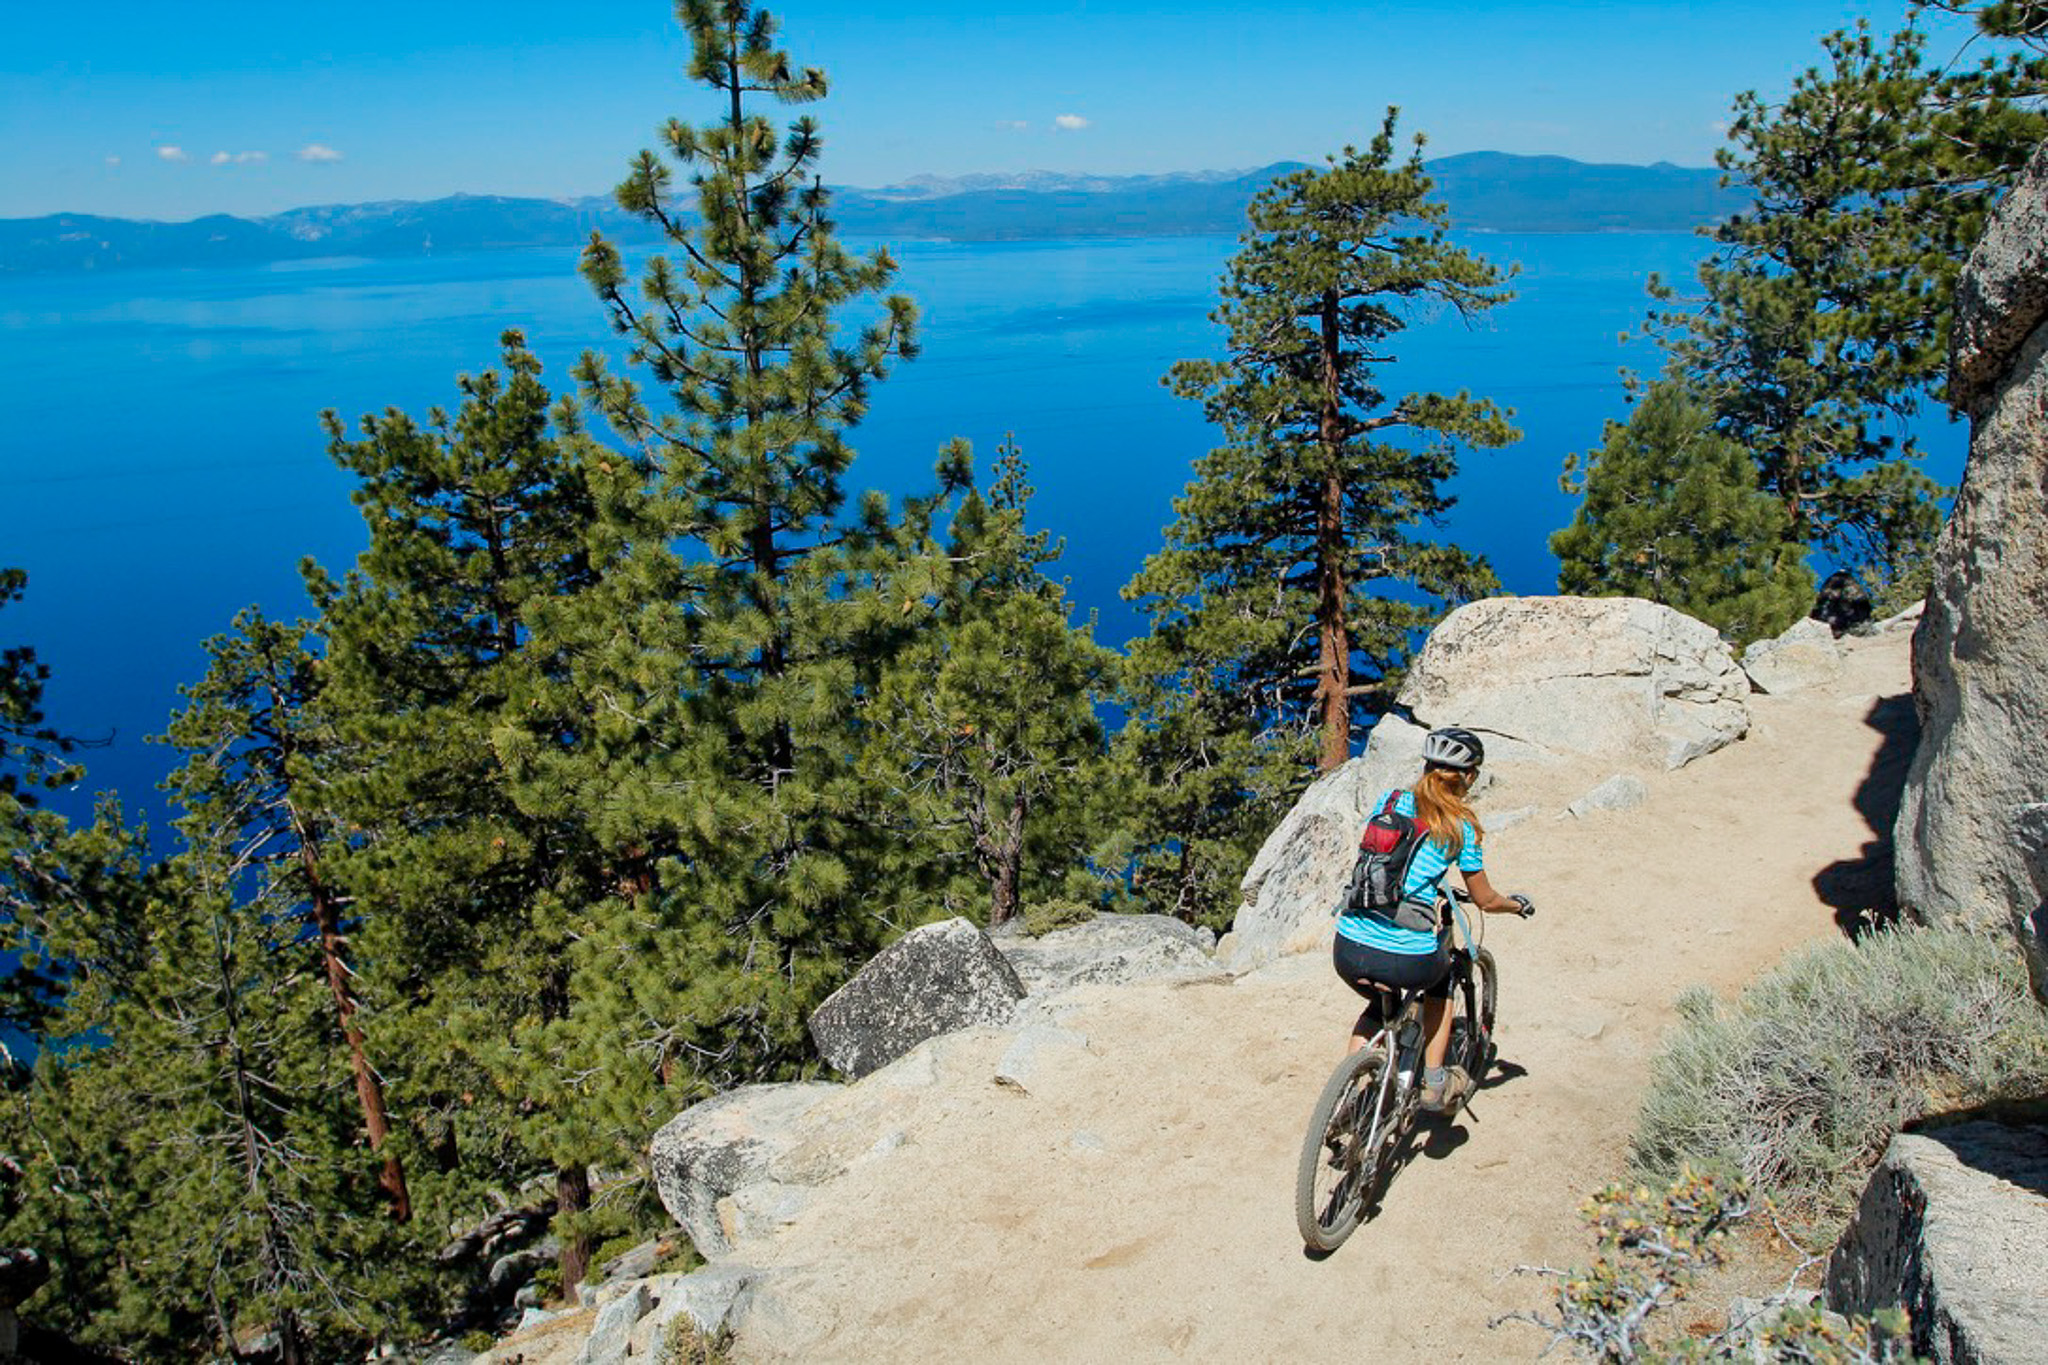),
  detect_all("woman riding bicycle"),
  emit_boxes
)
[1333,726,1530,1114]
